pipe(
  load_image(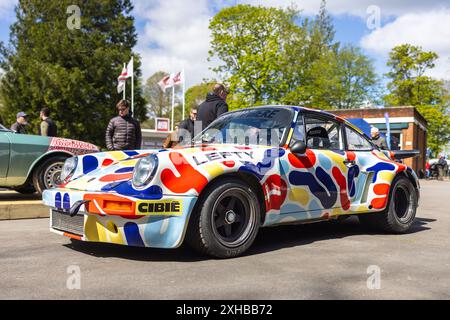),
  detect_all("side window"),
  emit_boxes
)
[304,116,342,150]
[345,126,373,151]
[289,114,304,146]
